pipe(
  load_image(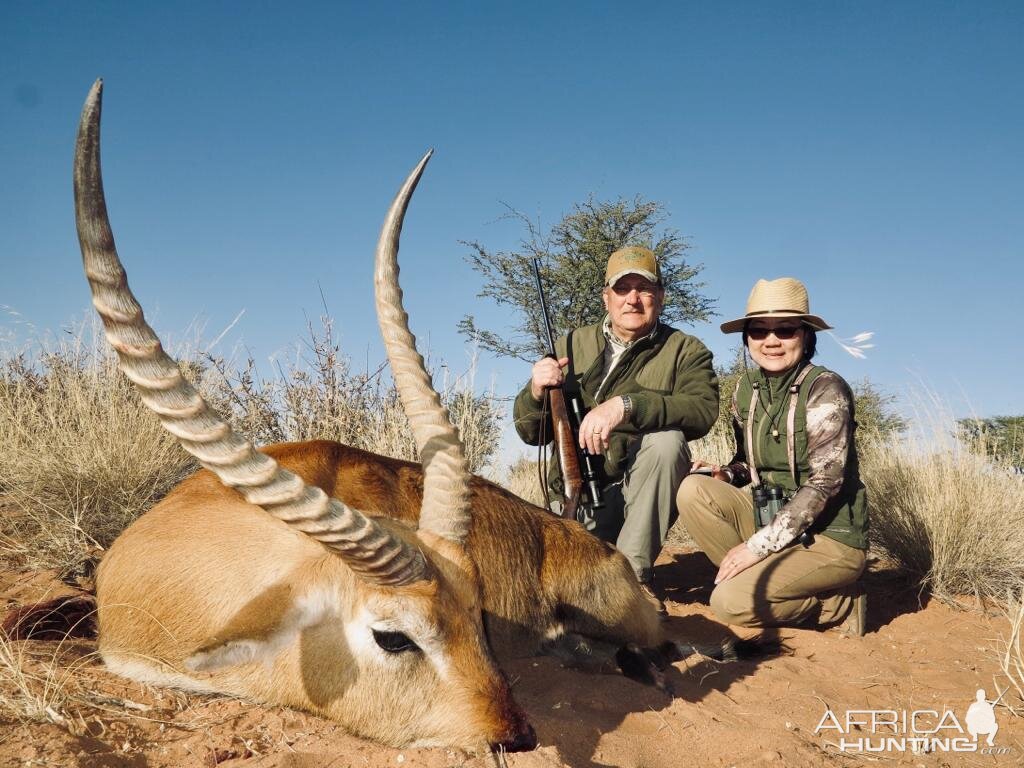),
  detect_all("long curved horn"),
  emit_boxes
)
[374,152,472,545]
[73,79,426,587]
